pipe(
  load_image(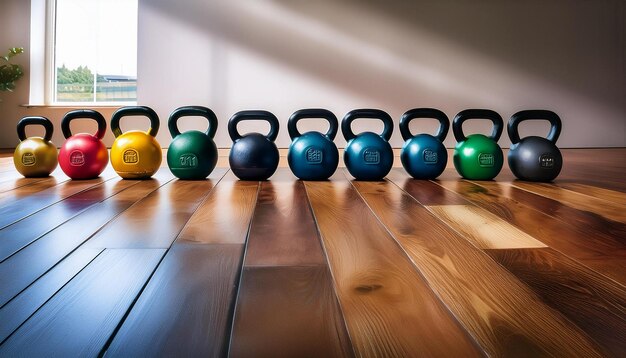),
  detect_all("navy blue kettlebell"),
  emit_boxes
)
[508,110,563,182]
[228,110,280,180]
[287,108,339,180]
[342,109,394,180]
[400,108,450,179]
